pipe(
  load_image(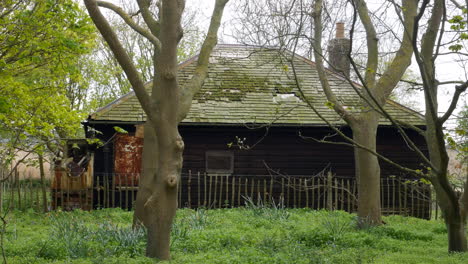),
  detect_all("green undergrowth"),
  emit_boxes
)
[2,207,467,263]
